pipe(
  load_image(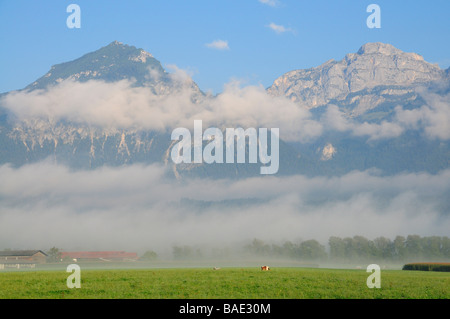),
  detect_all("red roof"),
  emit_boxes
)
[60,251,138,259]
